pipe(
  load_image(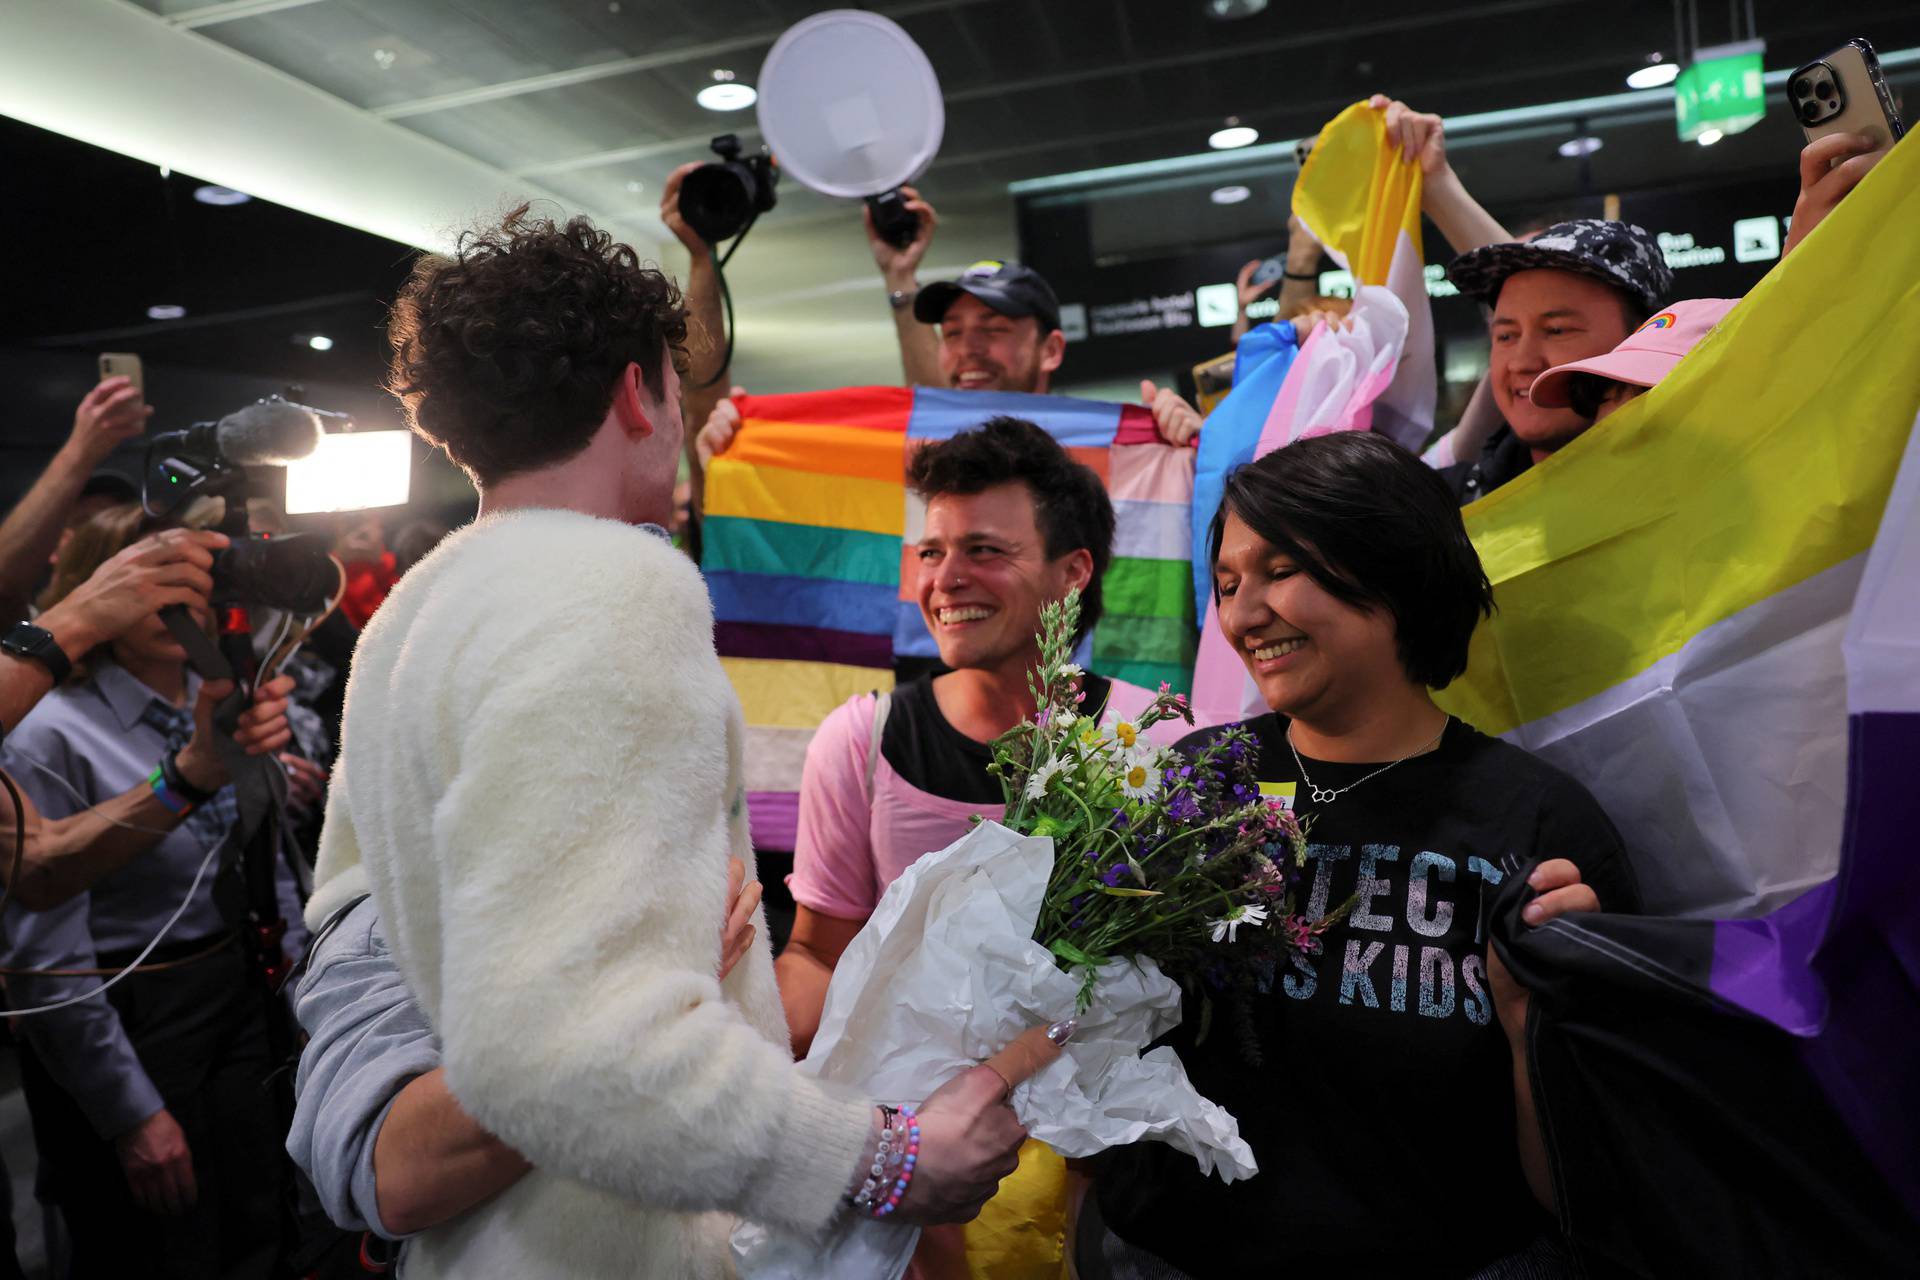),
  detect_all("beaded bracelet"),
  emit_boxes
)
[872,1104,919,1218]
[850,1105,900,1212]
